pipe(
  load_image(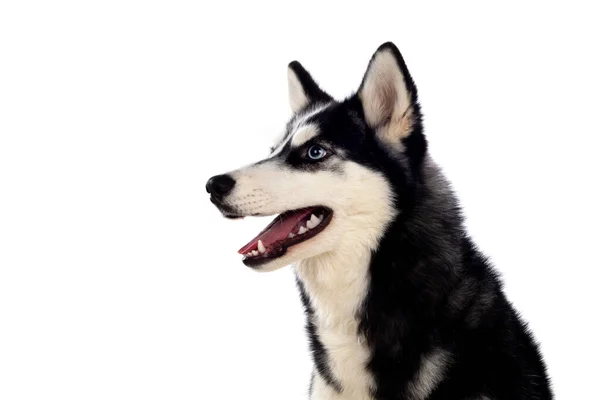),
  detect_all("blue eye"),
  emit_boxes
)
[307,145,327,160]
